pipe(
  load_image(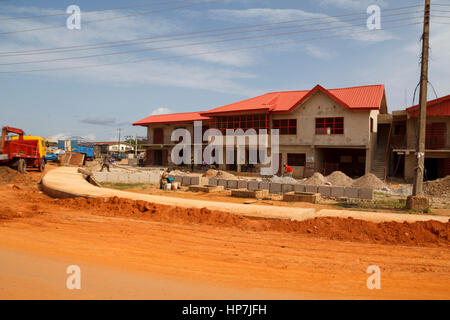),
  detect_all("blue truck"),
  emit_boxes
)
[57,140,95,161]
